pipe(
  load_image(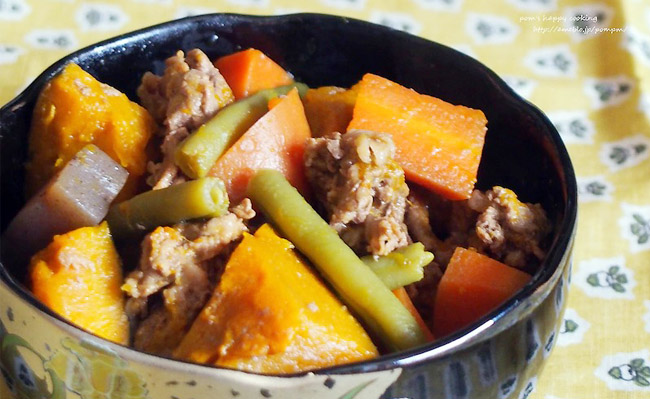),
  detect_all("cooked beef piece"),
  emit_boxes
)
[122,226,210,355]
[468,186,550,269]
[122,206,253,355]
[405,192,455,267]
[175,212,252,262]
[137,49,234,189]
[304,130,410,256]
[406,183,550,270]
[138,48,233,135]
[230,197,256,221]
